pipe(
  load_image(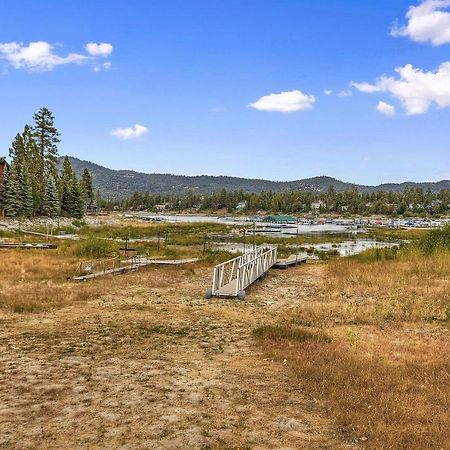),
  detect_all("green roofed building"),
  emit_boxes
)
[263,215,297,224]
